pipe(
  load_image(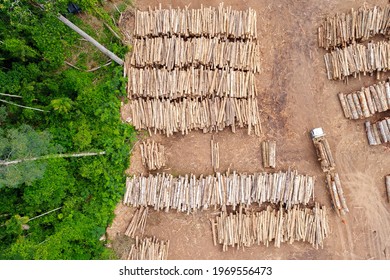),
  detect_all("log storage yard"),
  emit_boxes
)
[110,0,390,260]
